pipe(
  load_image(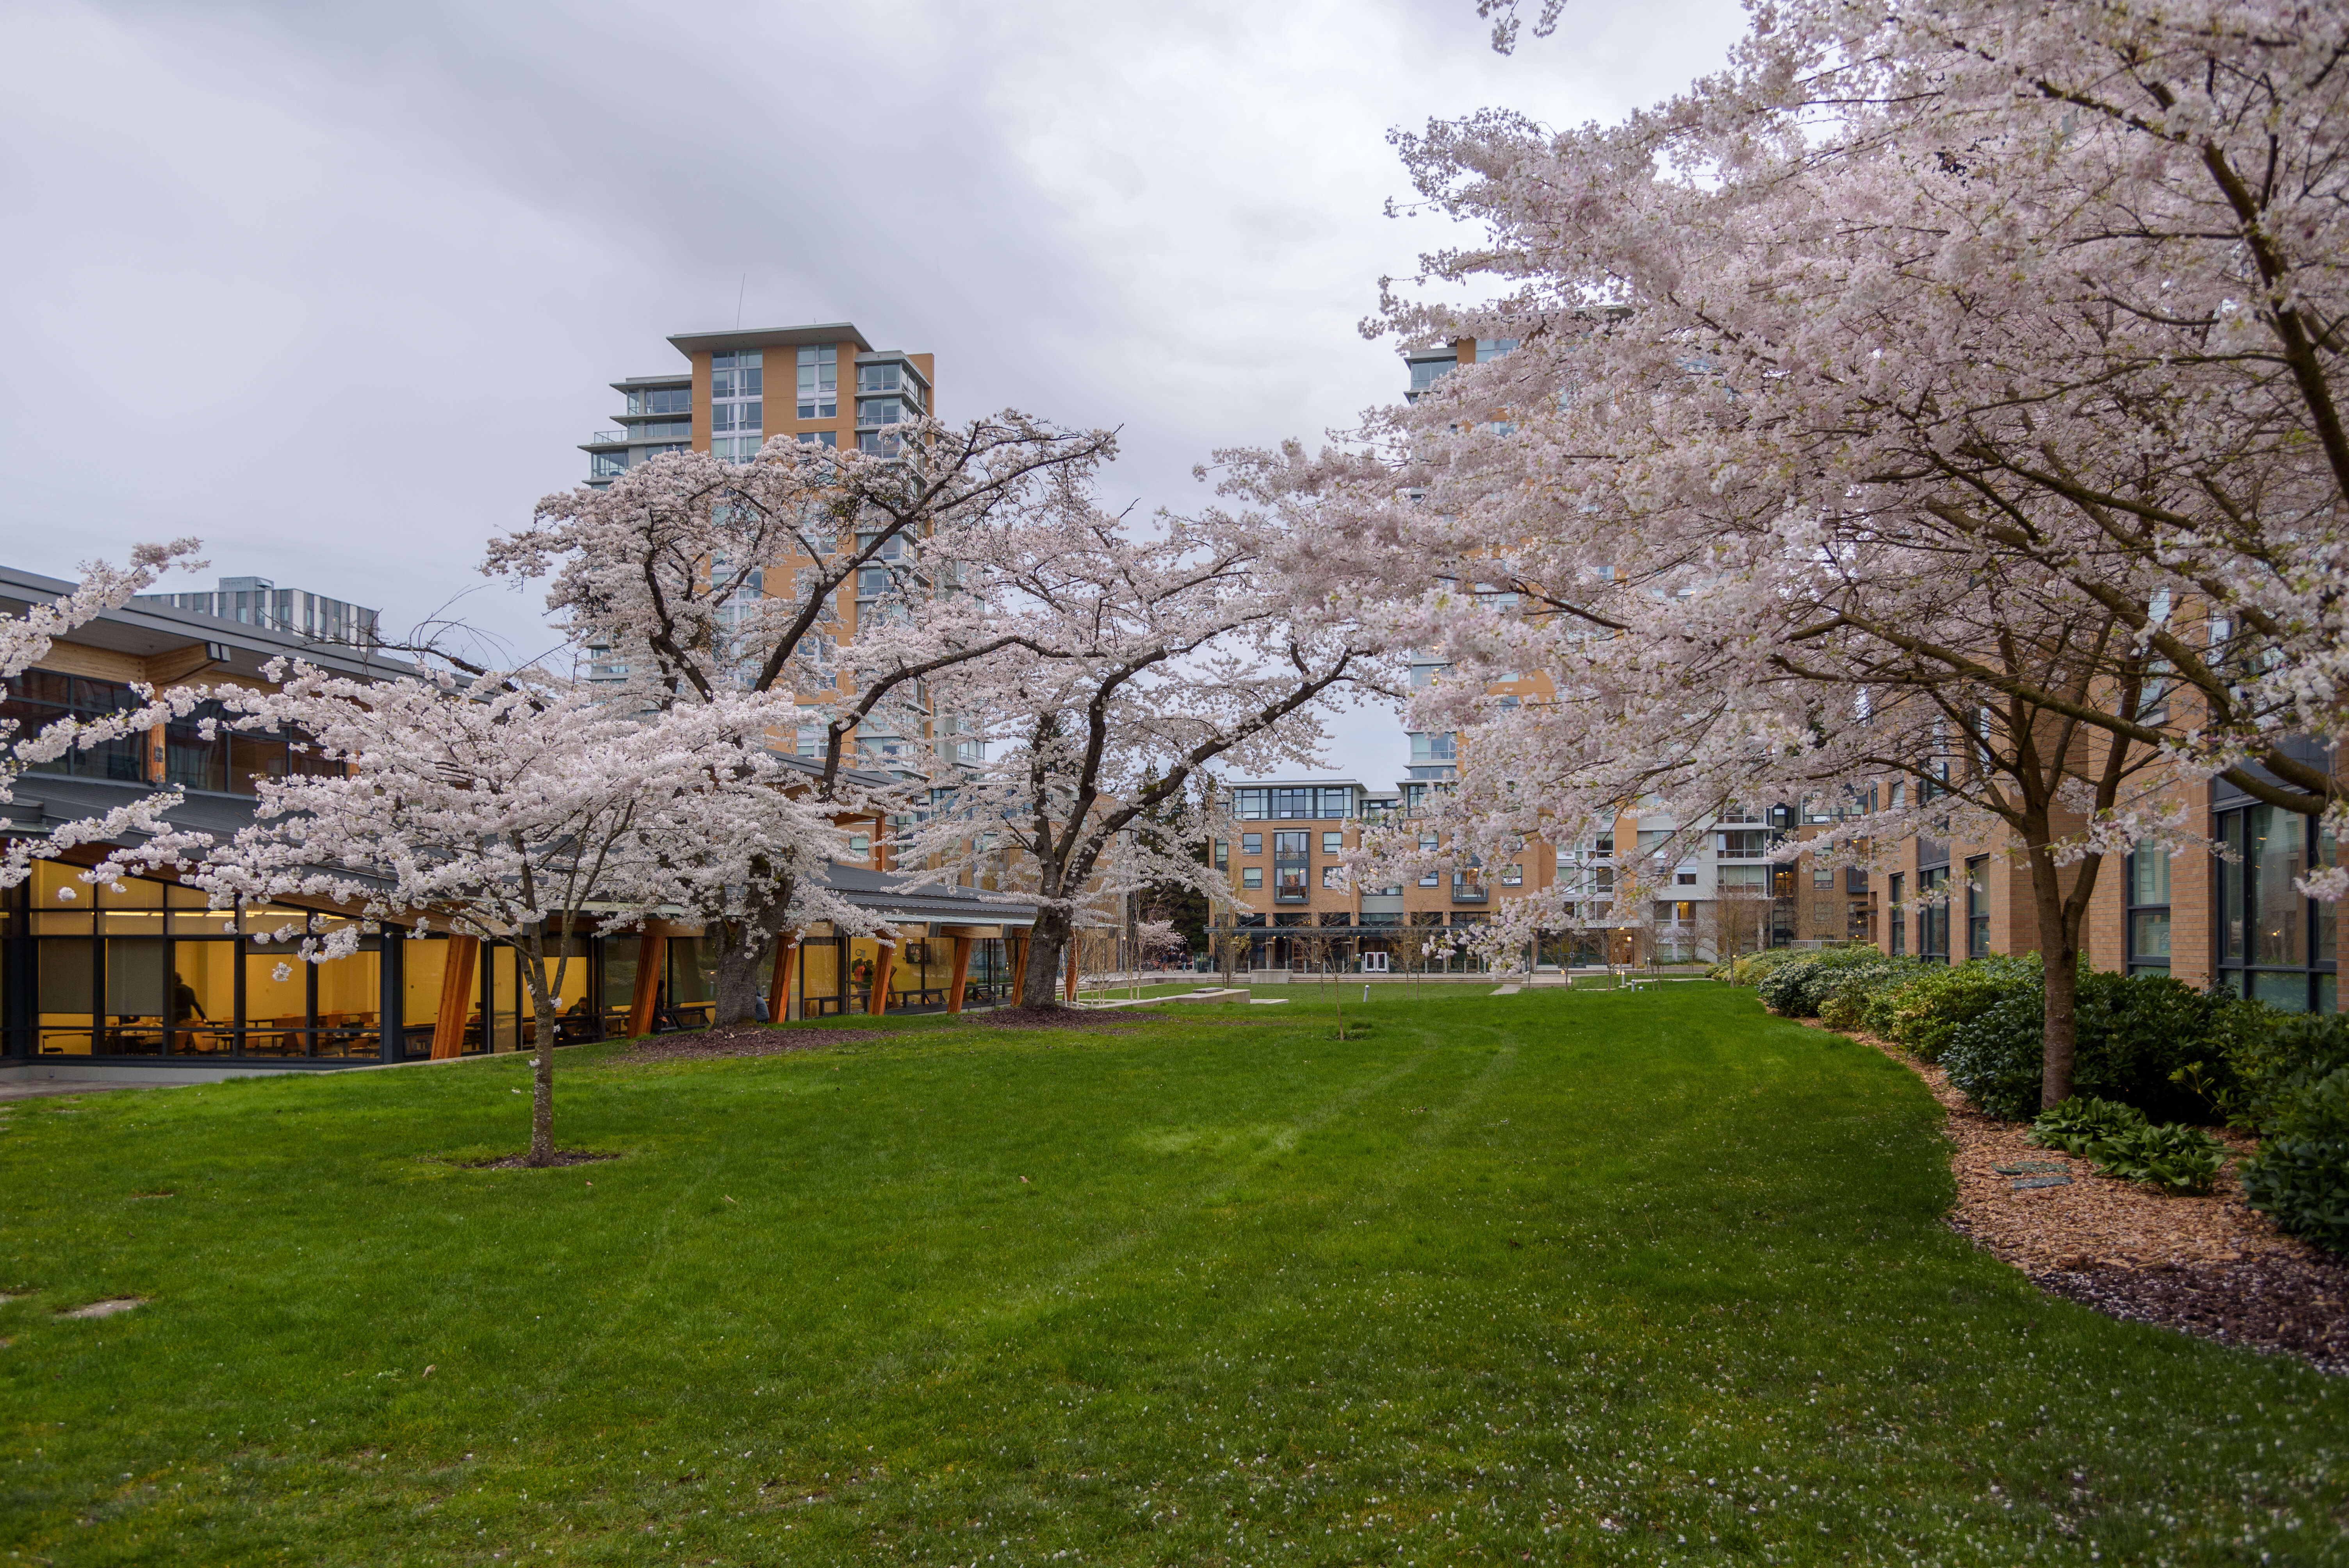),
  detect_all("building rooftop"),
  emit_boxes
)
[668,323,876,358]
